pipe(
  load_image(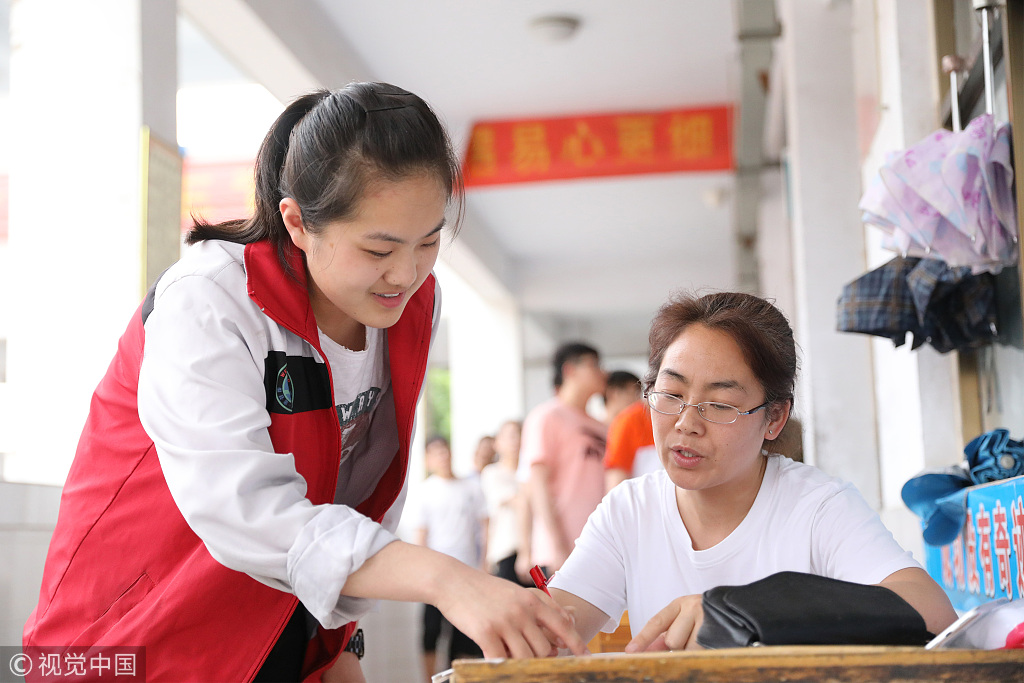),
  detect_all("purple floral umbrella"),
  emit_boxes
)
[860,114,1017,274]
